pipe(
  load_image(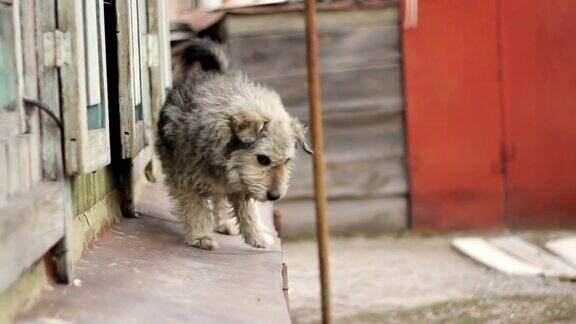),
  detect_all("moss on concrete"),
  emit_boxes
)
[0,261,49,324]
[340,295,576,323]
[72,166,116,216]
[71,190,122,263]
